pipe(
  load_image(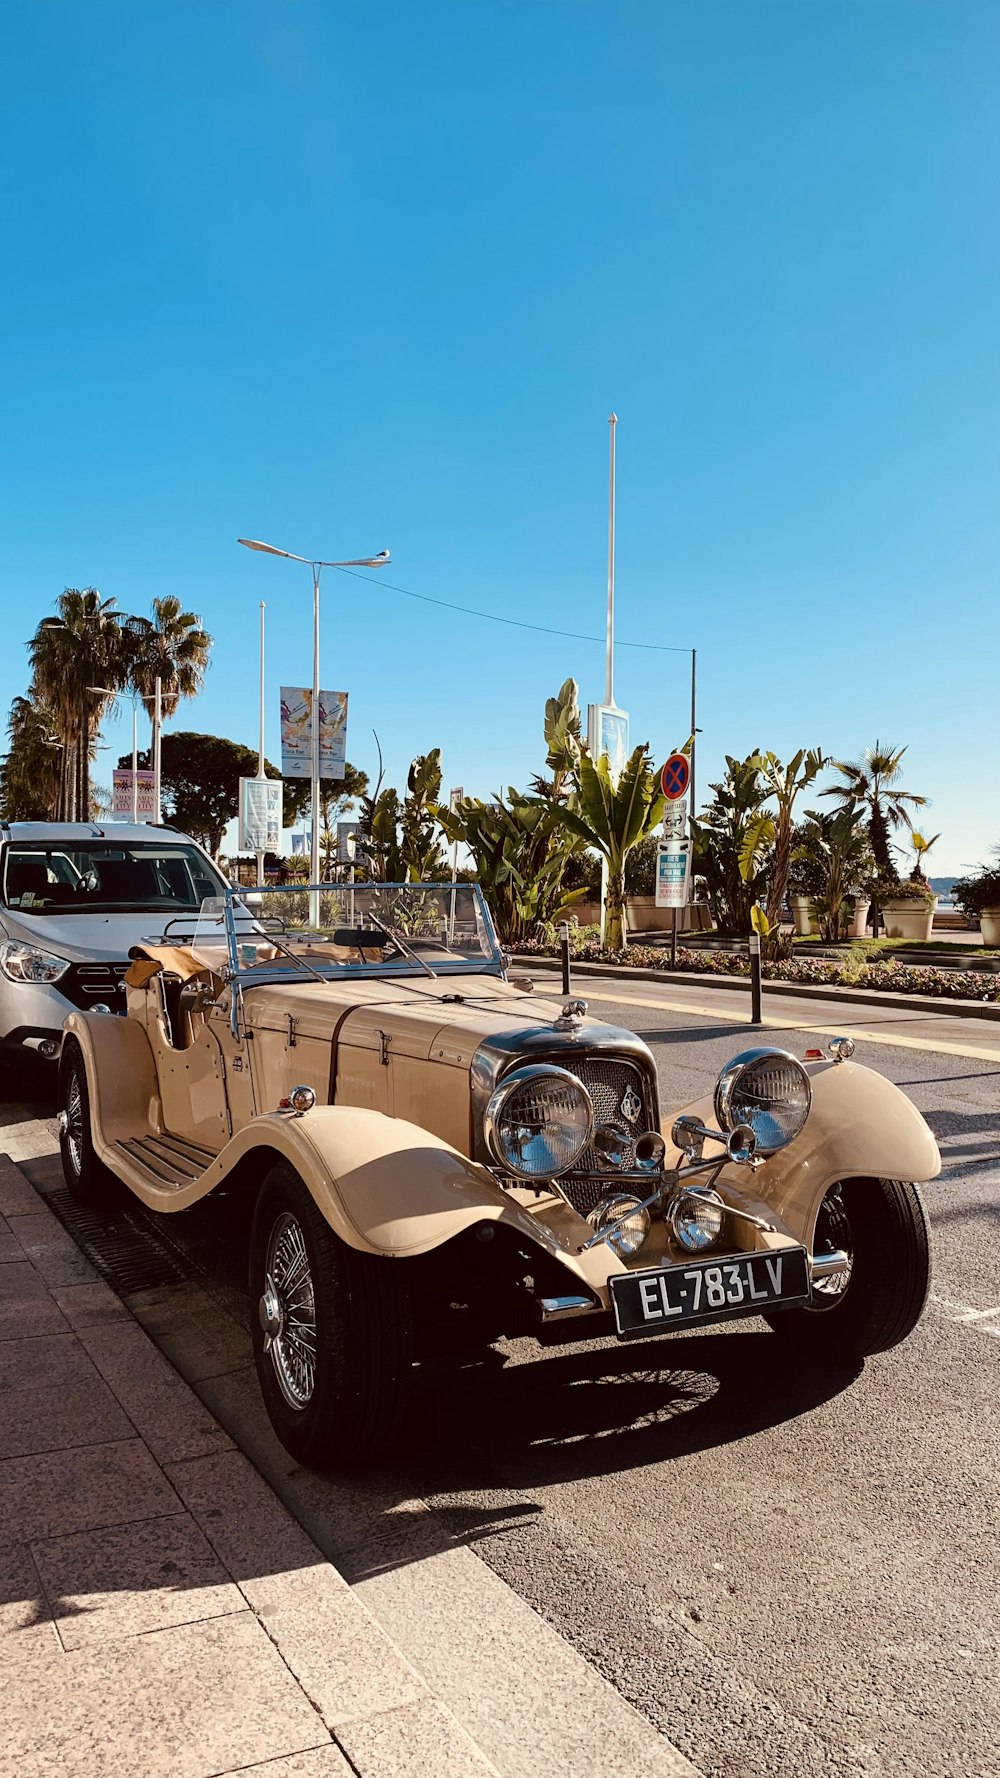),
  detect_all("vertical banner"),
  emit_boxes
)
[587,704,629,785]
[238,778,283,853]
[279,688,348,780]
[112,769,156,820]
